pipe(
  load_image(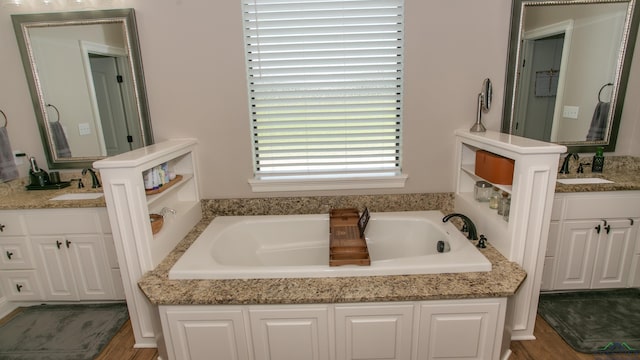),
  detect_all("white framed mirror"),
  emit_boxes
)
[501,0,639,152]
[12,8,153,169]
